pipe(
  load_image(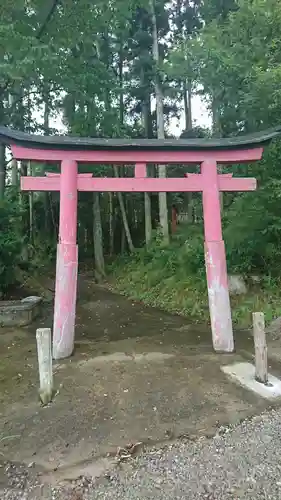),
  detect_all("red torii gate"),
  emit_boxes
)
[0,126,279,360]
